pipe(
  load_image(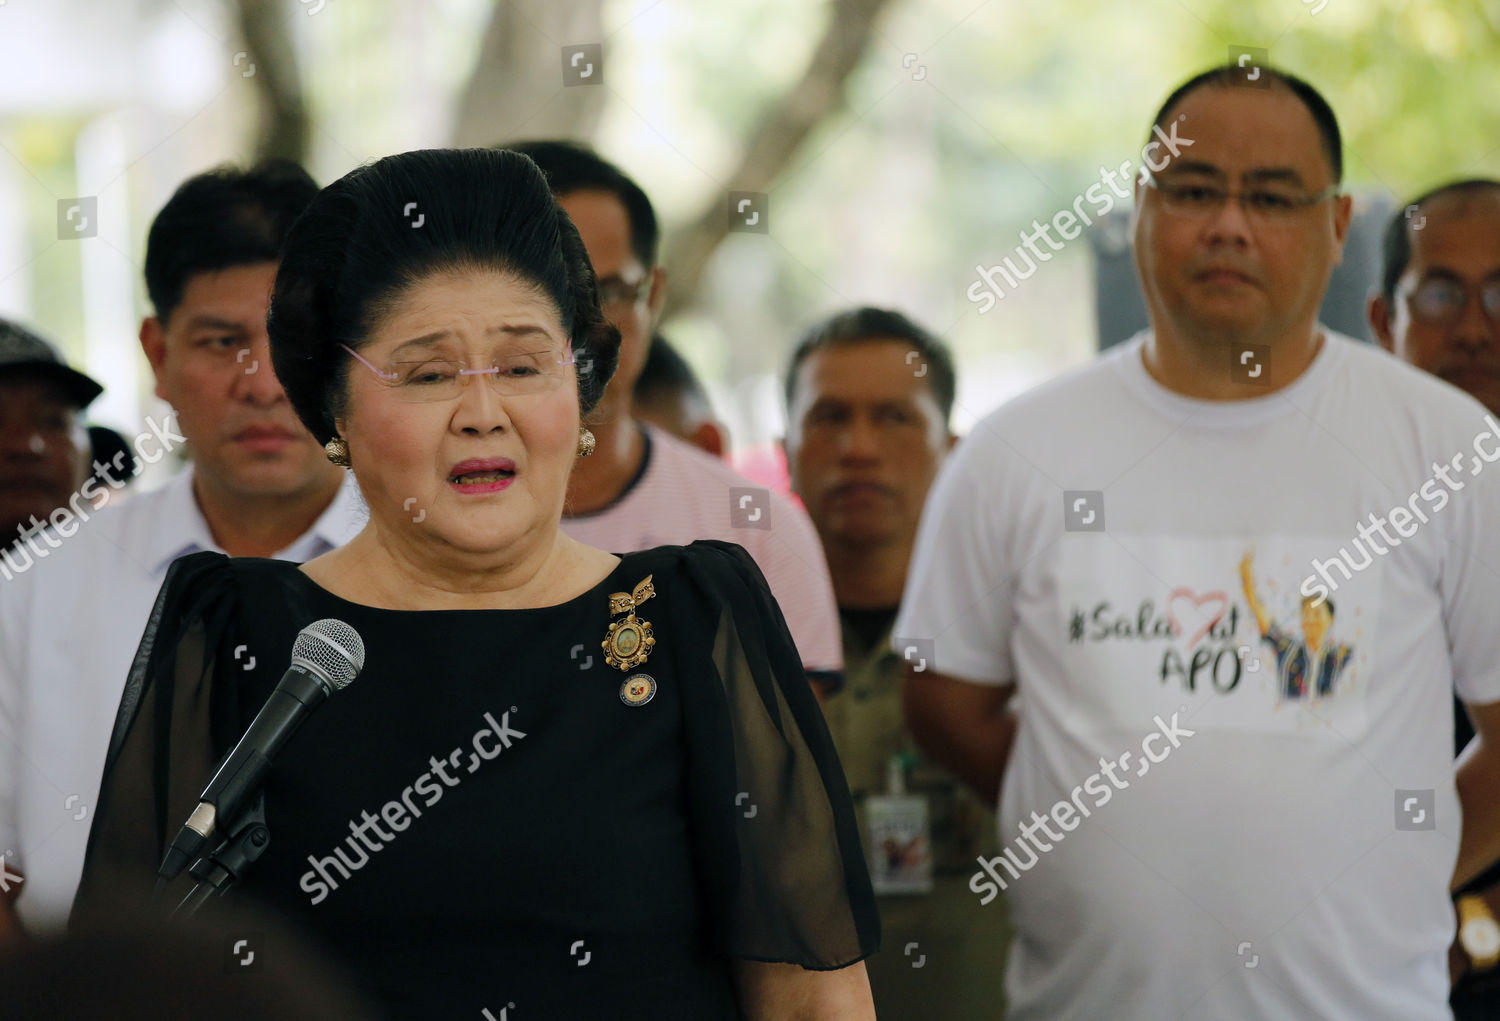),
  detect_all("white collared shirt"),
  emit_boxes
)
[0,468,365,930]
